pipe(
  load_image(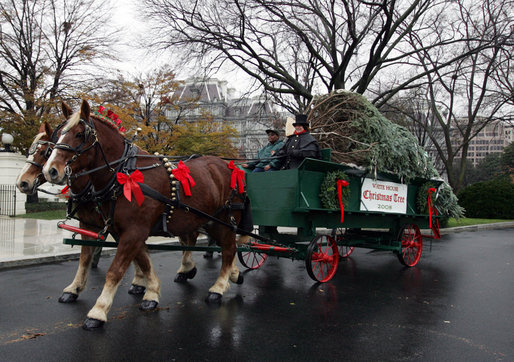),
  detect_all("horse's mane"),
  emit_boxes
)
[63,112,81,133]
[62,106,125,136]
